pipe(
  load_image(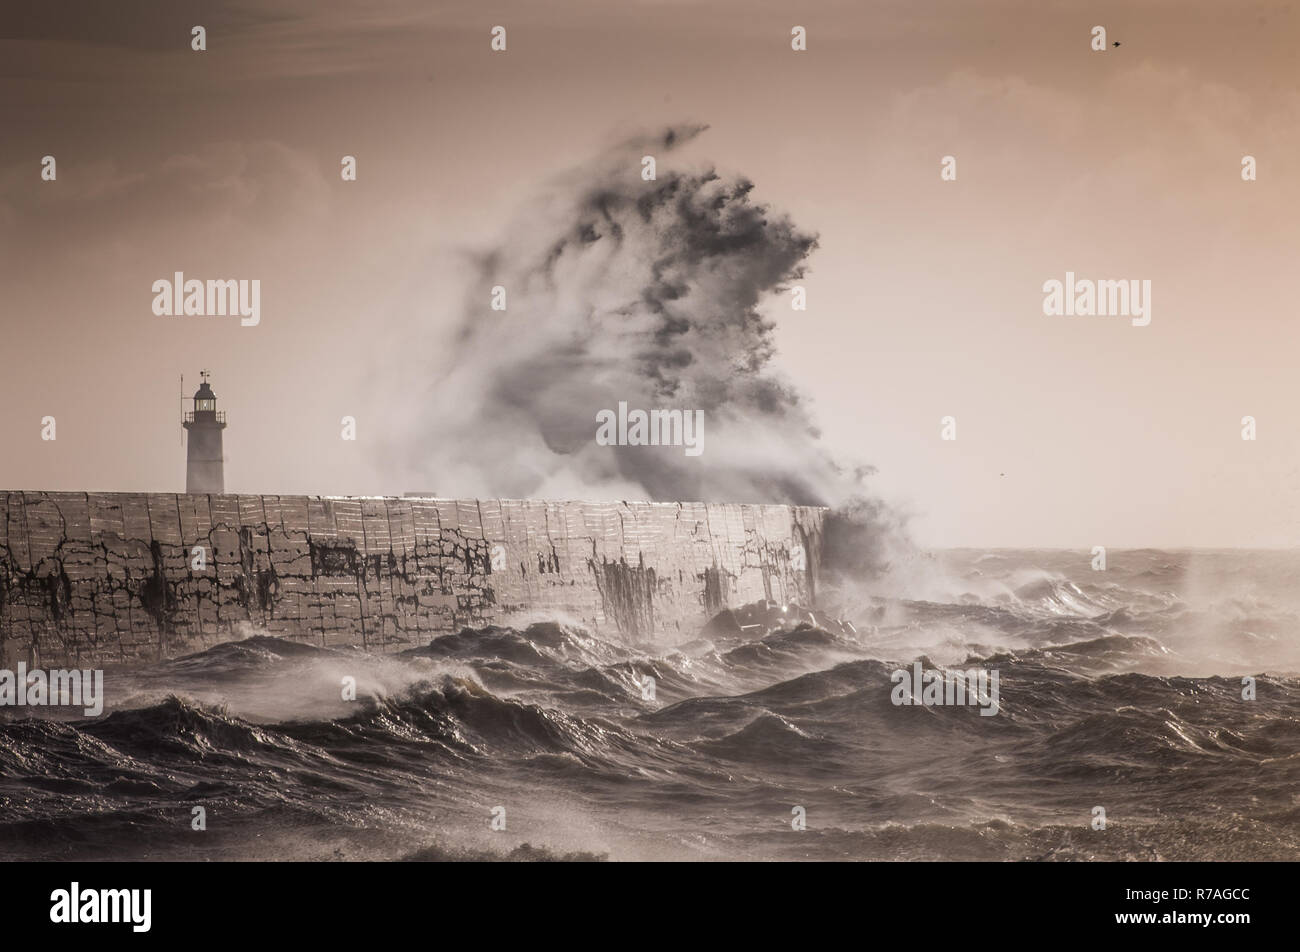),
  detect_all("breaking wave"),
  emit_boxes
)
[2,549,1299,861]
